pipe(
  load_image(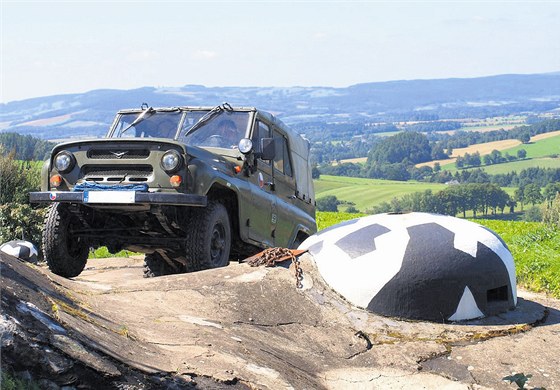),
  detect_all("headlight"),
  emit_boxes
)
[161,150,183,173]
[54,151,75,173]
[238,138,253,154]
